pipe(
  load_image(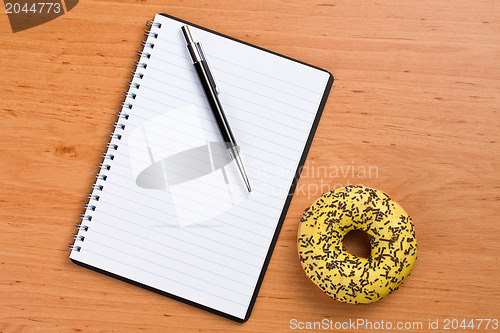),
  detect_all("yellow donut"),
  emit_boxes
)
[297,185,417,304]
